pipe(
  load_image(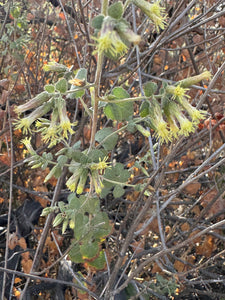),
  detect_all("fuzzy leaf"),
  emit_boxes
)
[108,2,123,19]
[103,163,130,188]
[95,128,118,151]
[104,87,133,121]
[113,185,125,198]
[88,149,107,162]
[144,81,157,97]
[92,15,104,29]
[88,250,106,270]
[55,78,68,93]
[80,240,99,259]
[44,84,55,93]
[69,243,84,263]
[140,100,150,117]
[90,212,112,239]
